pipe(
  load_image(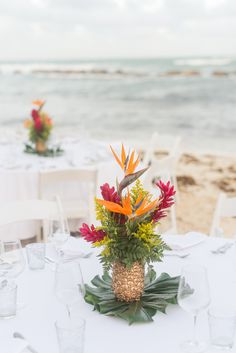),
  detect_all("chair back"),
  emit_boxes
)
[39,169,98,224]
[210,193,236,237]
[143,132,182,166]
[0,199,60,241]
